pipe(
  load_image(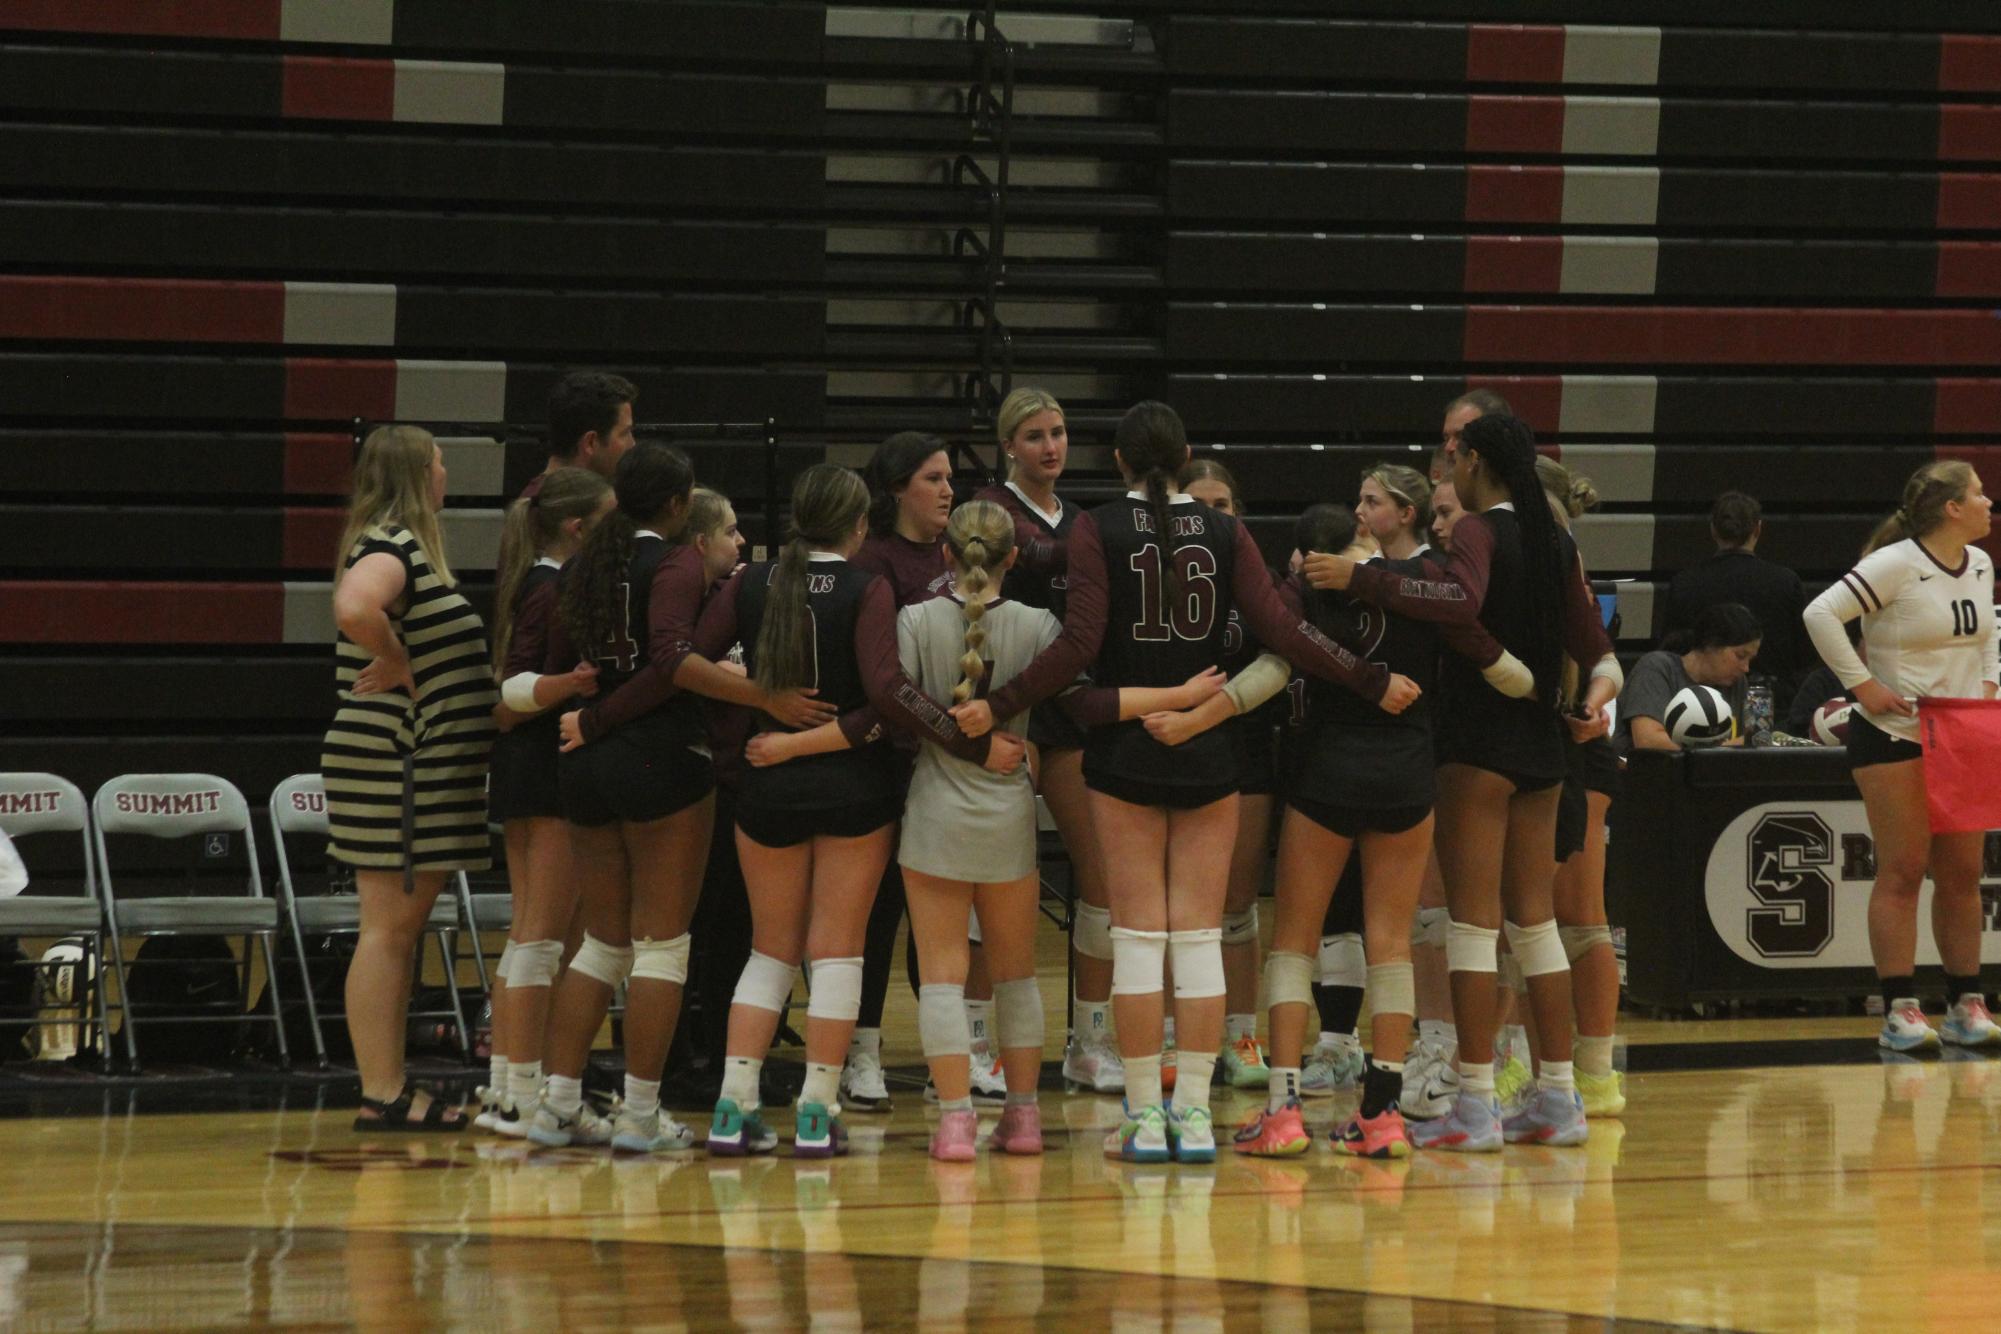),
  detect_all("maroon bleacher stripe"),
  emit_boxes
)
[1941,36,2001,93]
[0,277,282,344]
[1936,381,2001,434]
[1468,376,1562,434]
[1938,174,2001,227]
[1465,96,1565,154]
[0,0,278,39]
[1936,242,2001,295]
[1463,236,1563,292]
[1939,106,2001,162]
[1465,166,1564,223]
[283,359,397,421]
[281,508,345,570]
[282,434,354,495]
[1467,24,1564,85]
[0,582,284,644]
[281,57,395,122]
[1464,307,2001,367]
